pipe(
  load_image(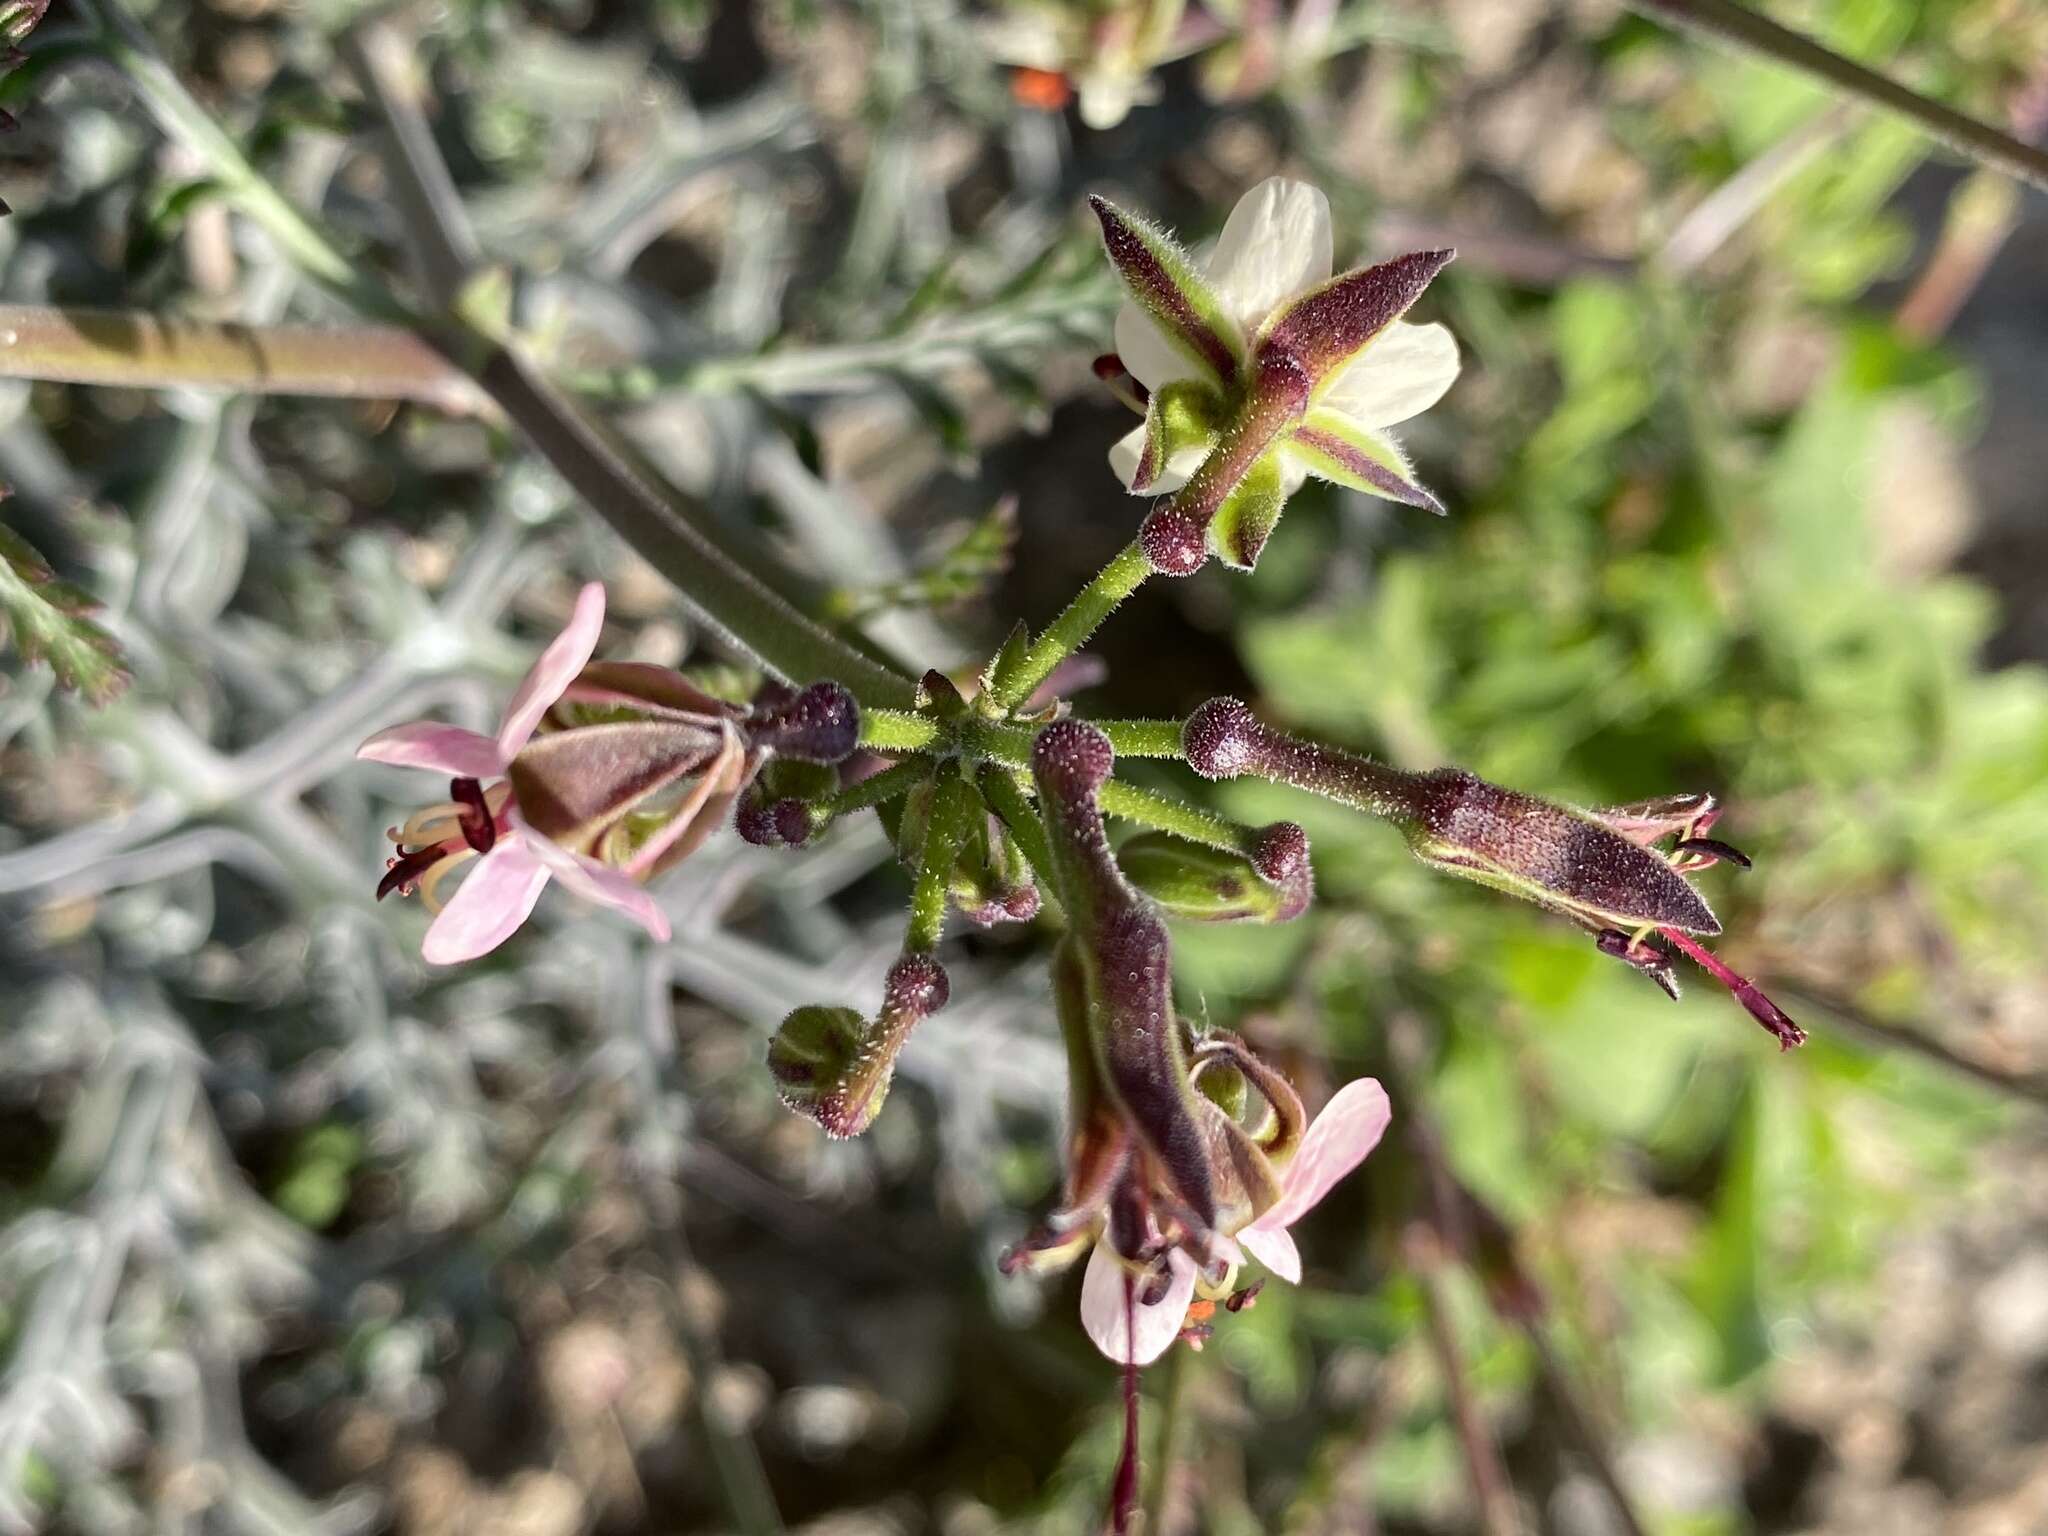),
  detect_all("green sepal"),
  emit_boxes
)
[1284,407,1444,514]
[1207,450,1288,570]
[1132,378,1226,492]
